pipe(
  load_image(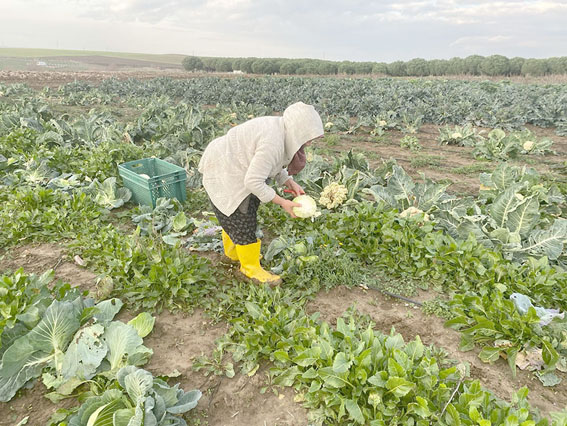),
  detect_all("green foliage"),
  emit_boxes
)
[472,129,555,160]
[421,298,453,320]
[0,294,151,403]
[363,165,451,213]
[0,269,79,356]
[473,129,520,160]
[438,124,482,146]
[447,292,566,383]
[214,291,550,425]
[400,113,423,134]
[265,236,371,293]
[410,154,443,168]
[65,366,200,425]
[131,197,190,245]
[451,162,494,175]
[0,187,105,249]
[400,135,422,151]
[87,177,132,210]
[70,226,216,312]
[182,56,204,71]
[322,133,340,146]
